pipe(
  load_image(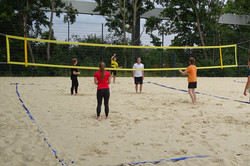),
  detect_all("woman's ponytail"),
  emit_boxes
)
[99,62,106,80]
